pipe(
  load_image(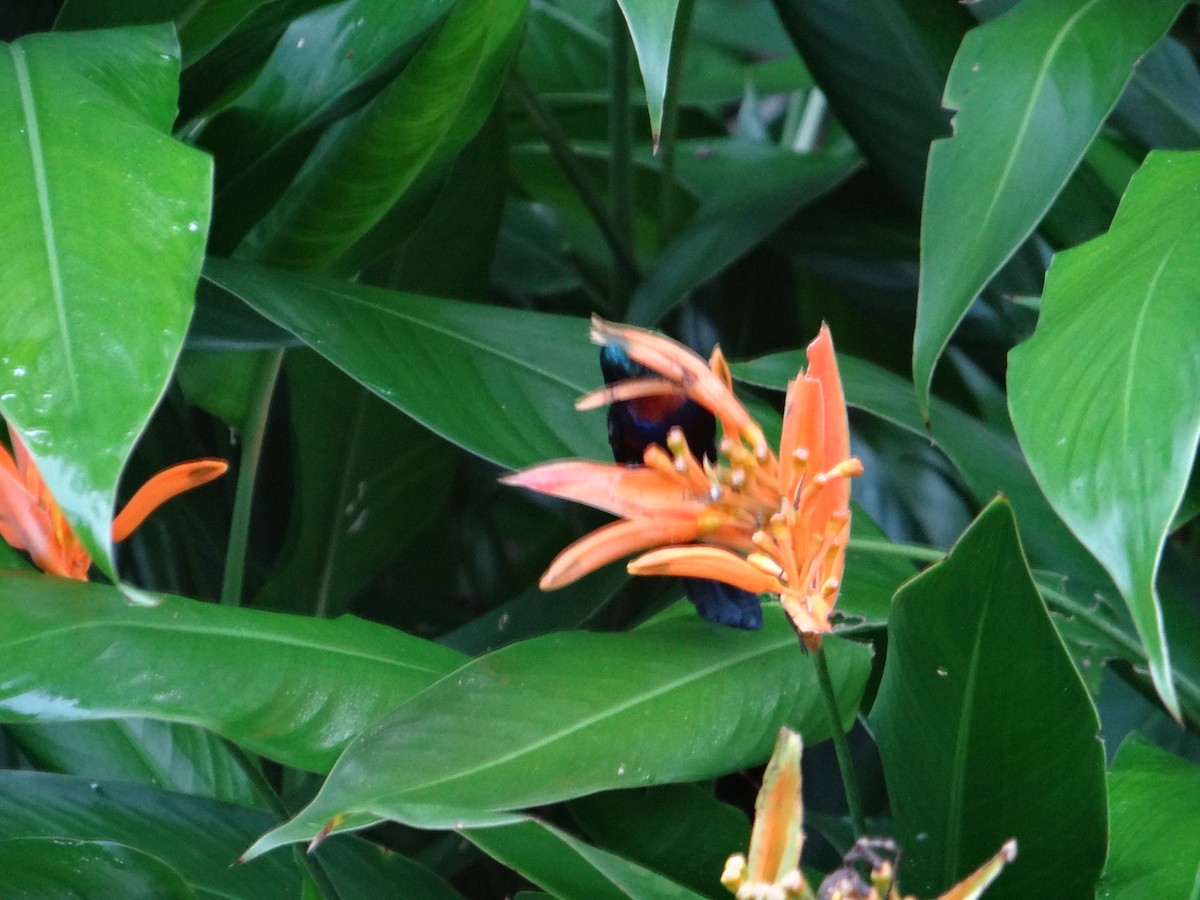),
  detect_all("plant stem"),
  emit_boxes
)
[220,347,284,607]
[850,537,946,564]
[813,641,866,838]
[225,740,342,900]
[508,72,640,287]
[609,2,634,309]
[657,0,695,245]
